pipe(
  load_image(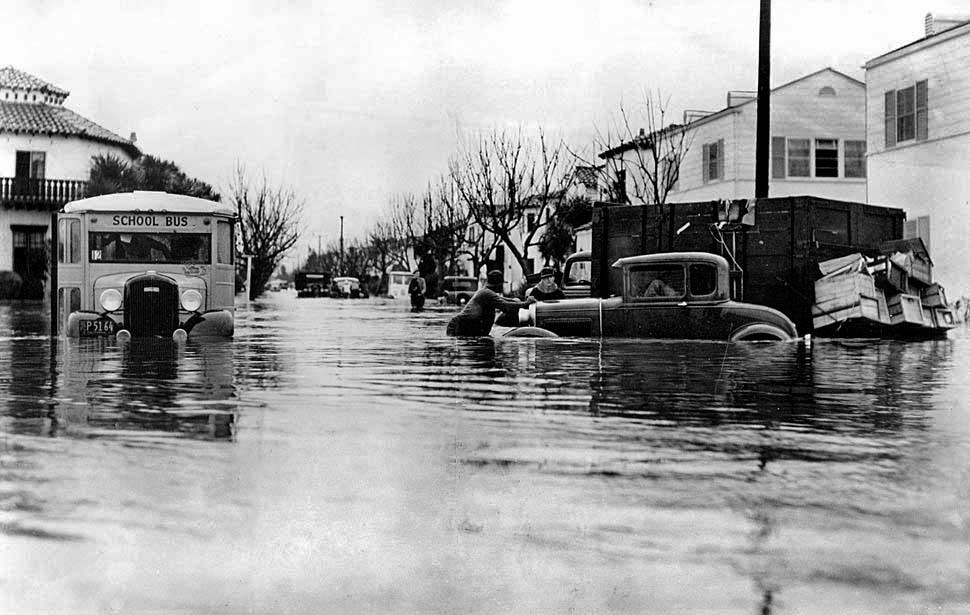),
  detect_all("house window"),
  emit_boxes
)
[844,140,866,178]
[702,139,724,183]
[897,86,915,142]
[787,138,810,177]
[815,139,839,178]
[818,86,836,97]
[771,136,786,178]
[527,213,536,233]
[885,80,928,147]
